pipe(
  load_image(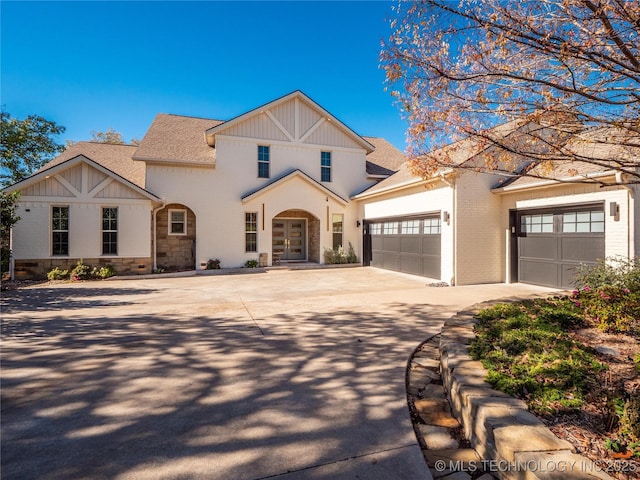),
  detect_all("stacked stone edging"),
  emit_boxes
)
[440,299,613,480]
